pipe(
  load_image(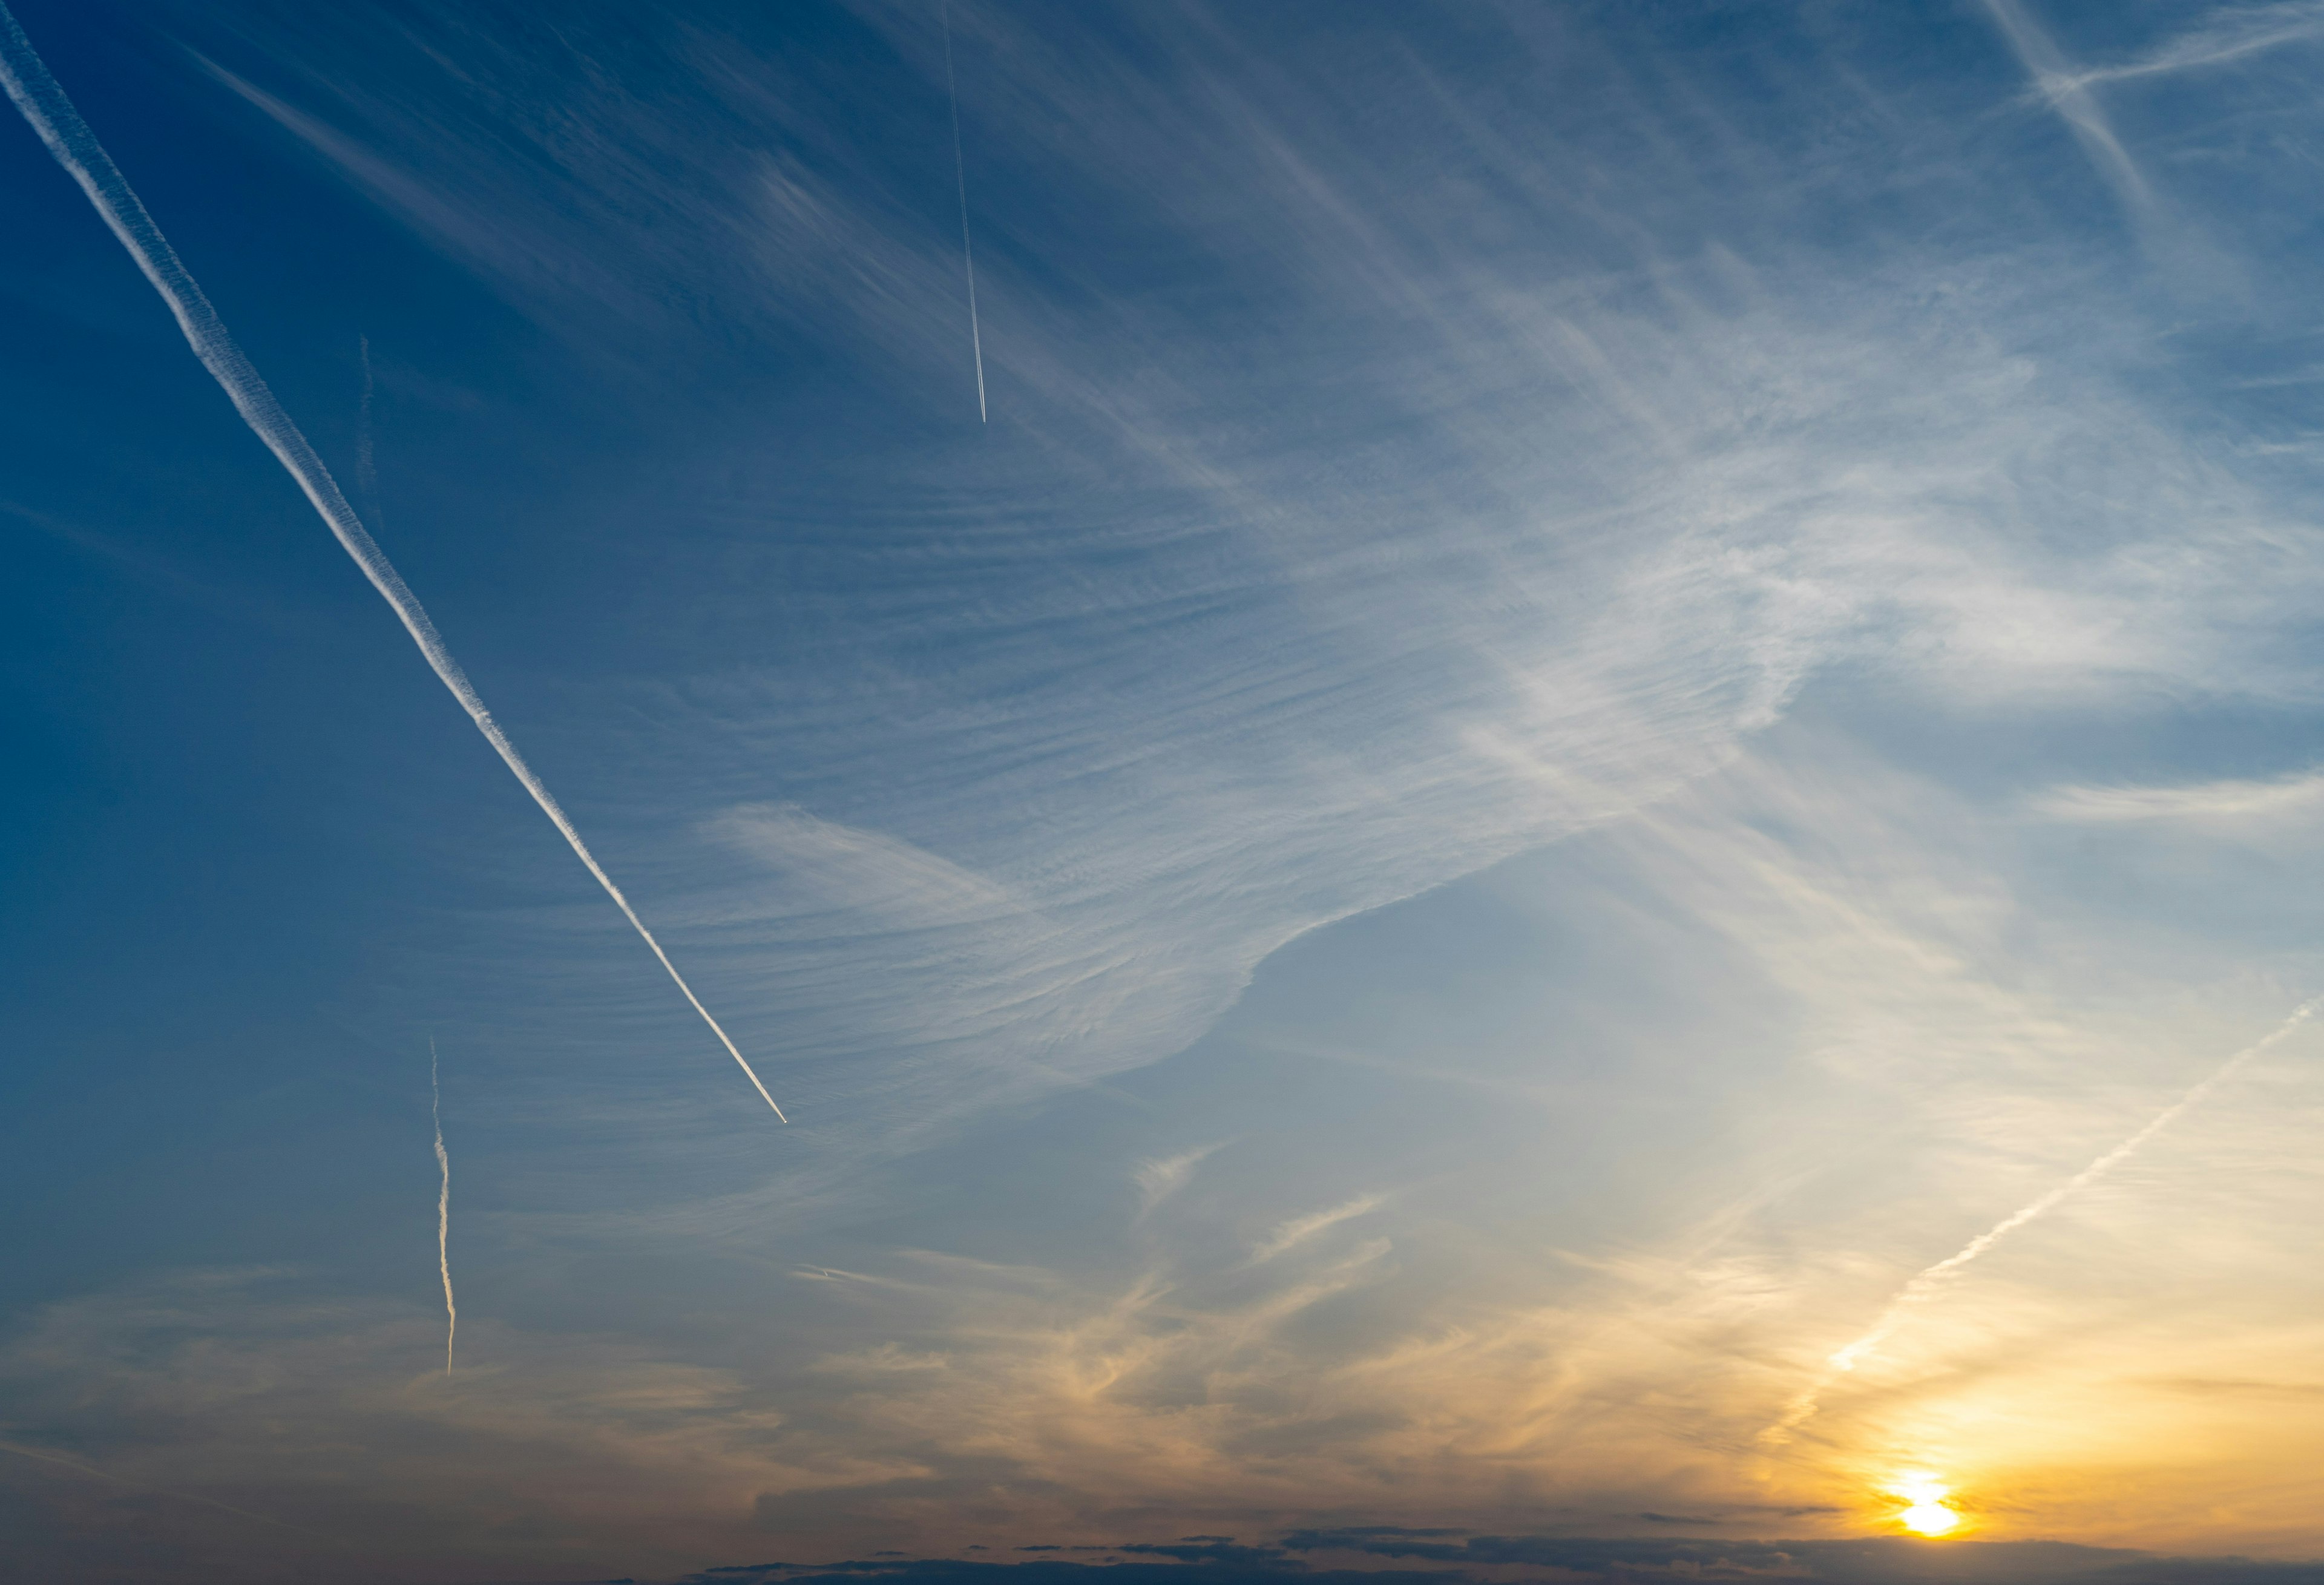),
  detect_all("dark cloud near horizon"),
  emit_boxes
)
[676,1533,2324,1585]
[1116,1544,1286,1566]
[1286,1529,2324,1582]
